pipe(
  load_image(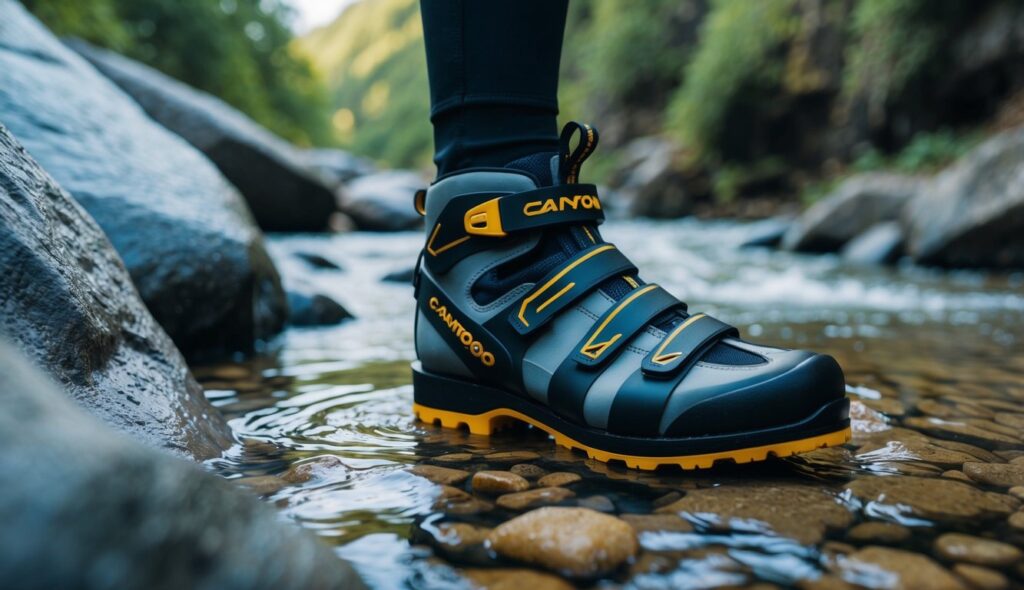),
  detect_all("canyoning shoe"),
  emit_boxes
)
[410,122,850,470]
